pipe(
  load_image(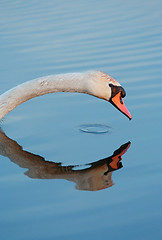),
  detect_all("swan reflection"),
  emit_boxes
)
[0,130,131,191]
